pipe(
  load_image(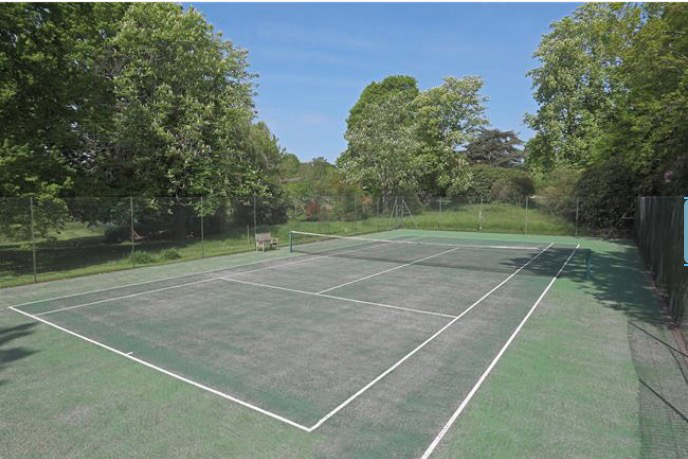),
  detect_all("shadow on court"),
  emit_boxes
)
[579,241,688,458]
[0,321,39,377]
[297,244,583,278]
